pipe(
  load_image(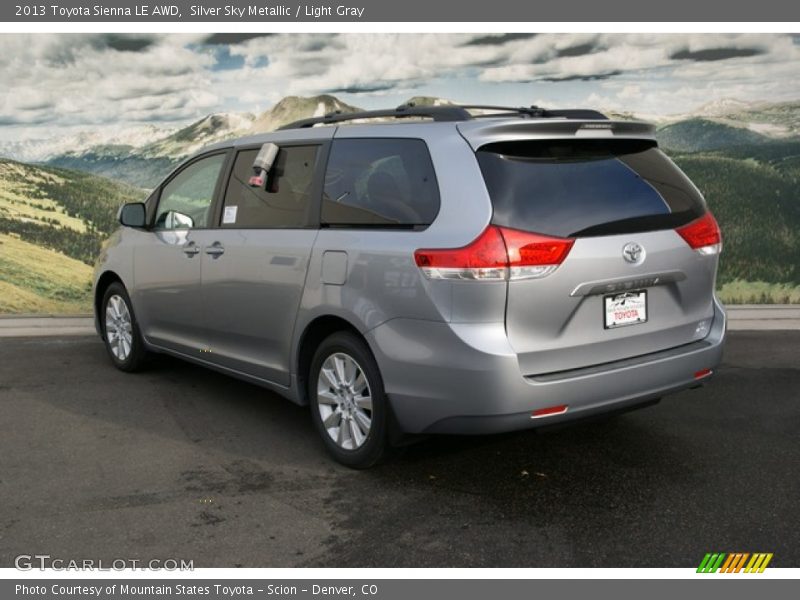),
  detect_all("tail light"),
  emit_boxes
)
[676,212,721,255]
[414,225,574,281]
